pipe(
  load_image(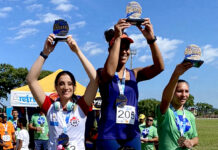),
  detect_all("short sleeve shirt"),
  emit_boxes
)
[139,125,158,150]
[16,129,29,150]
[30,114,49,140]
[0,122,15,150]
[157,105,198,150]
